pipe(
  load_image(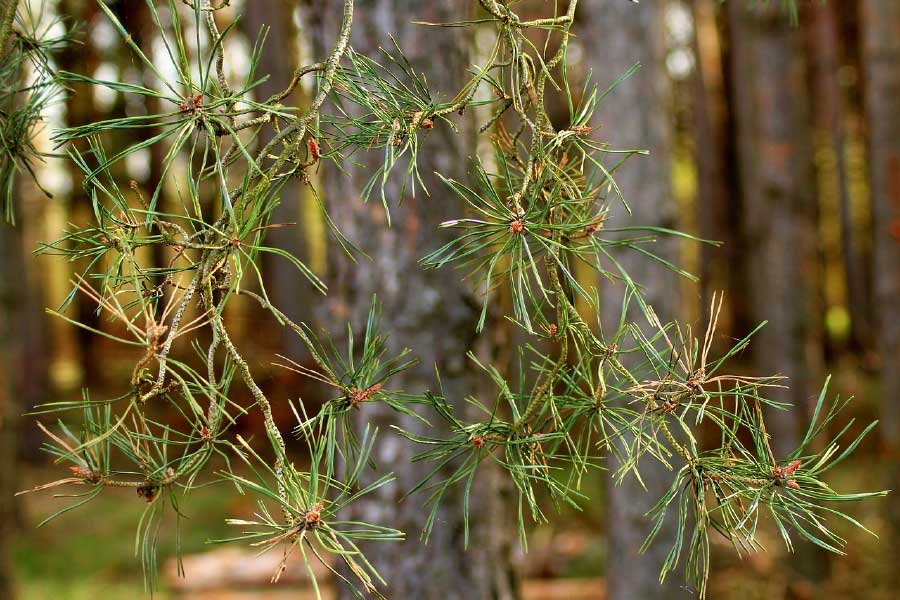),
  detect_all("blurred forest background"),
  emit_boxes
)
[1,0,898,599]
